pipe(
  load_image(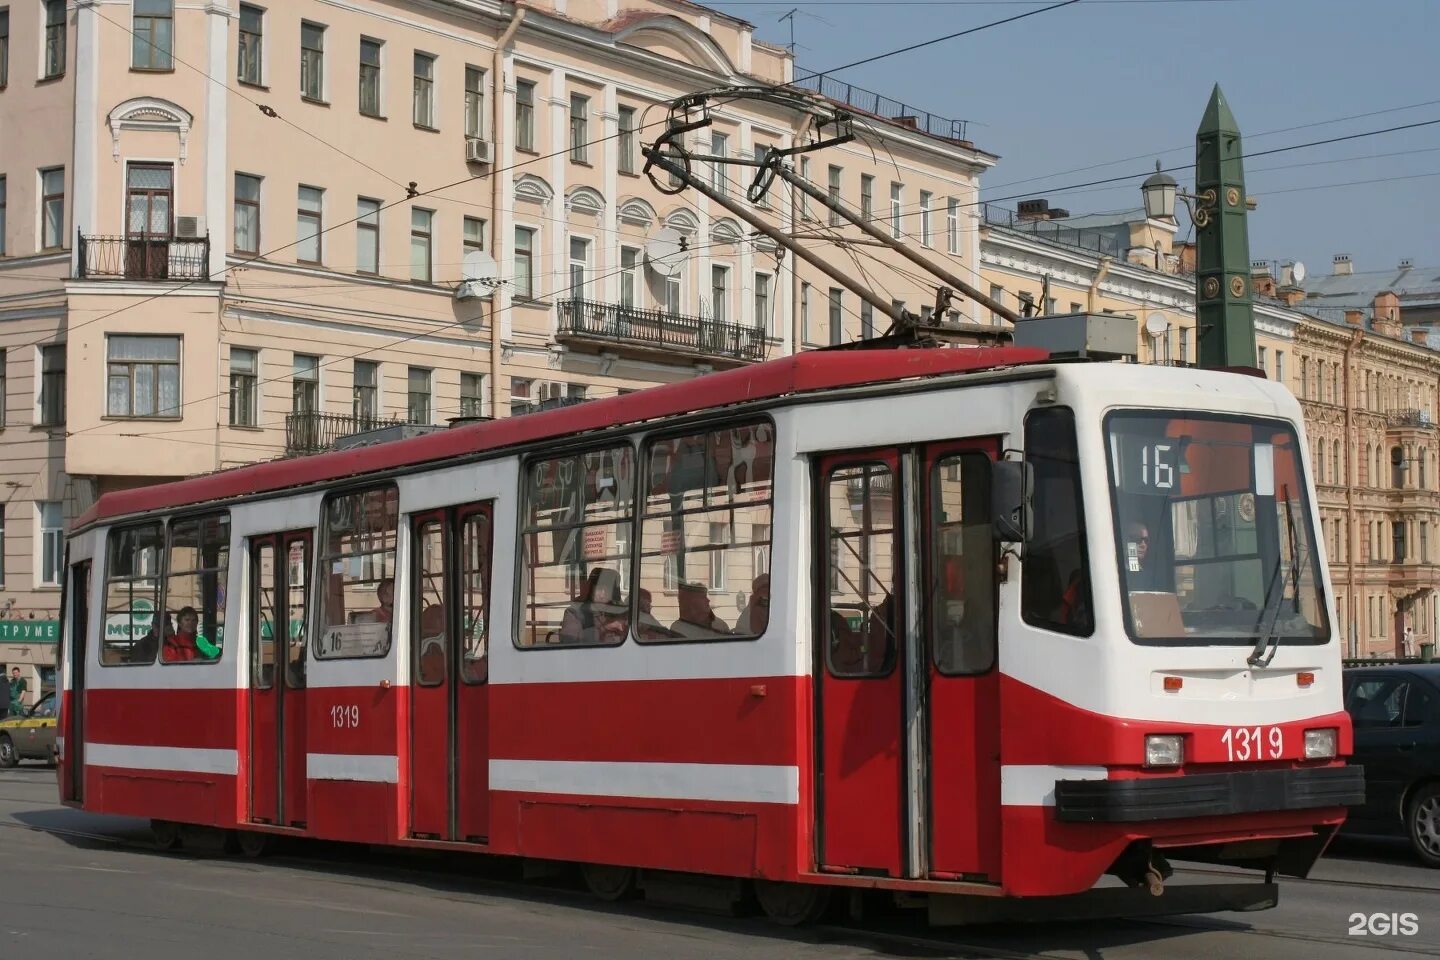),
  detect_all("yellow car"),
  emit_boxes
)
[0,691,57,767]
